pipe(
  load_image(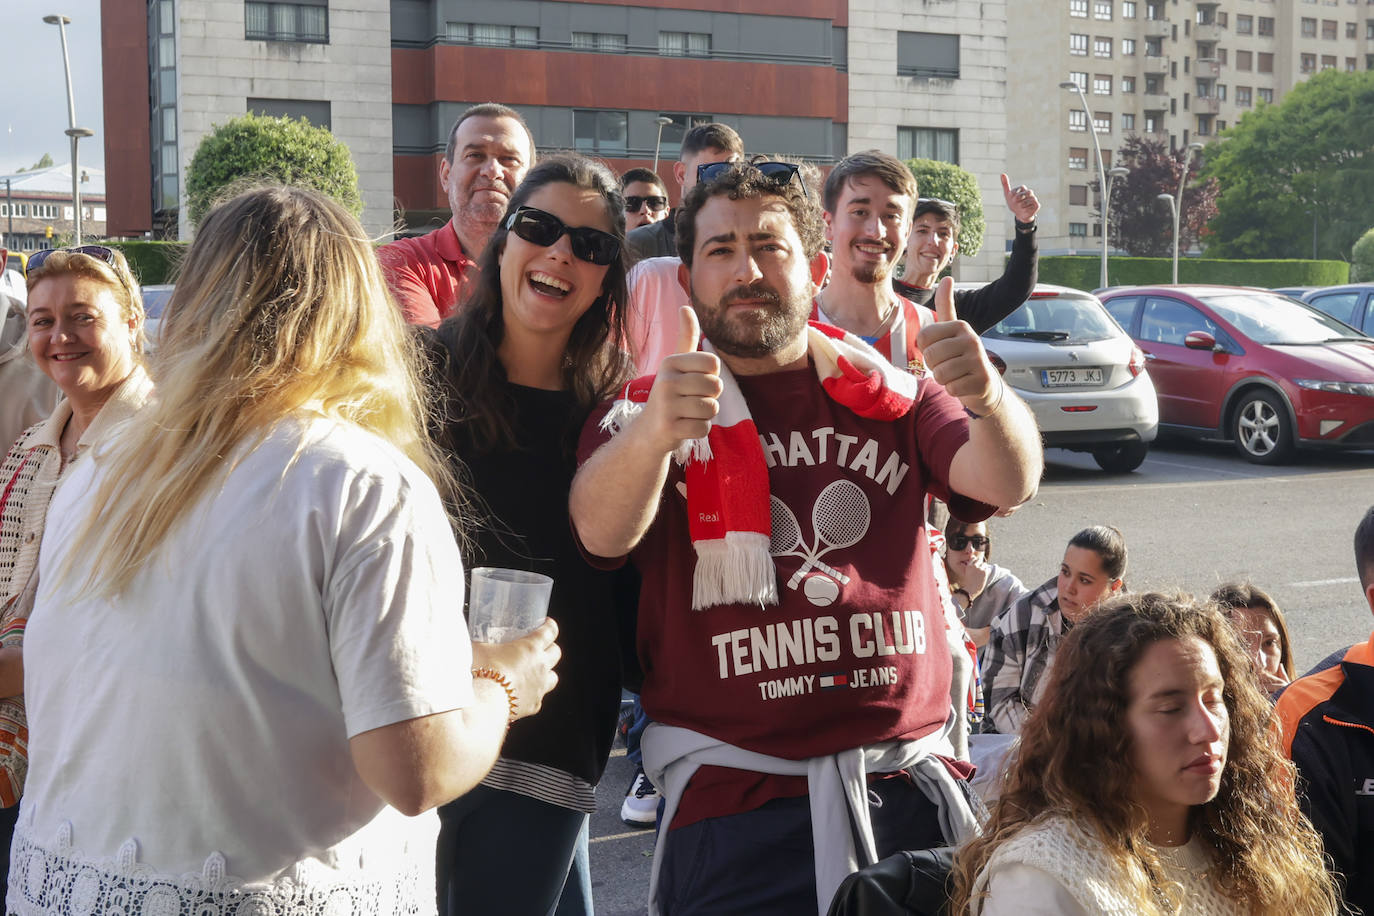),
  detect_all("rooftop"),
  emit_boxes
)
[0,163,106,198]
